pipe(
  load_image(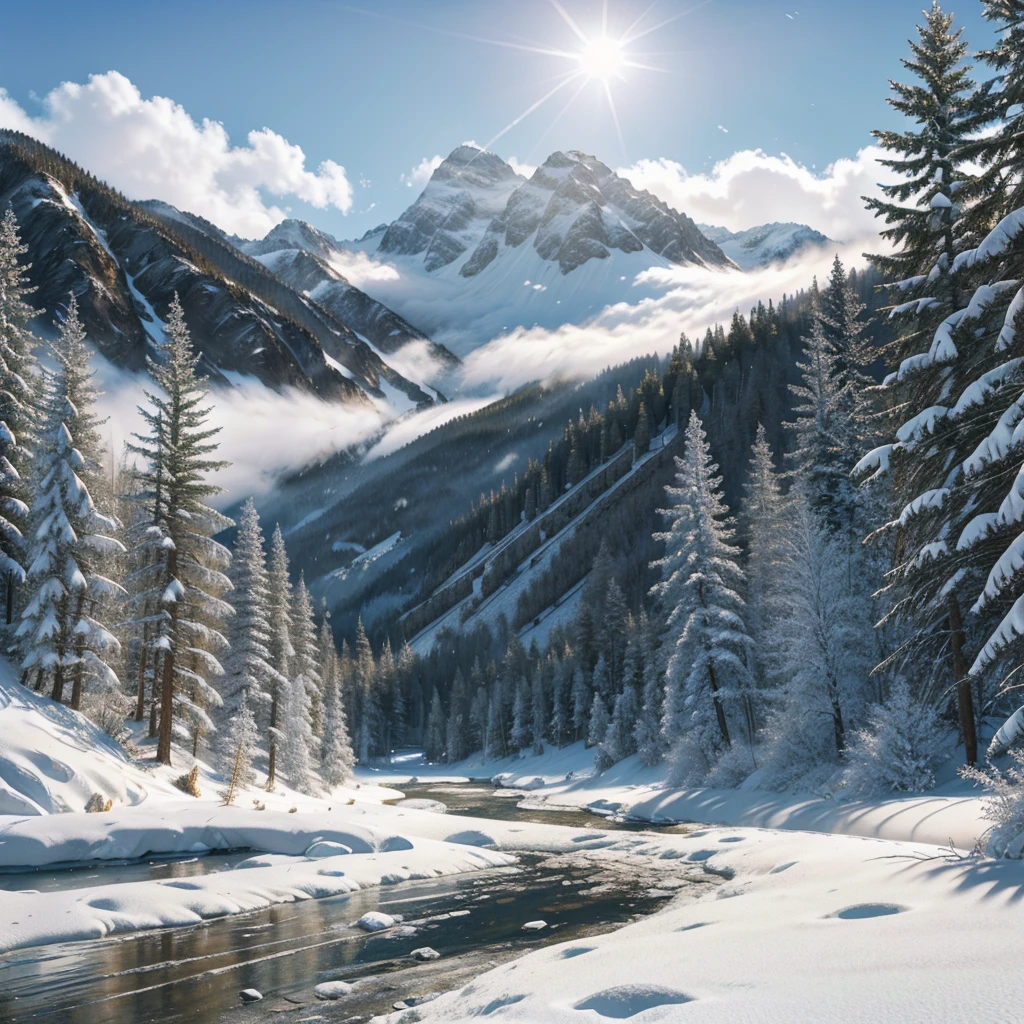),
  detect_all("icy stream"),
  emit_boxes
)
[0,789,709,1023]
